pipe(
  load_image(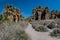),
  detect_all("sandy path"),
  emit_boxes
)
[25,23,60,40]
